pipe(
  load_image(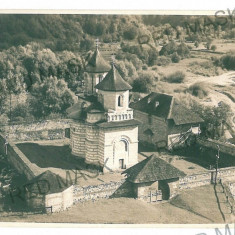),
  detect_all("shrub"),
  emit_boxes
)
[211,45,217,52]
[171,52,180,63]
[194,41,199,48]
[155,56,171,66]
[220,52,235,70]
[188,83,209,99]
[165,71,185,83]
